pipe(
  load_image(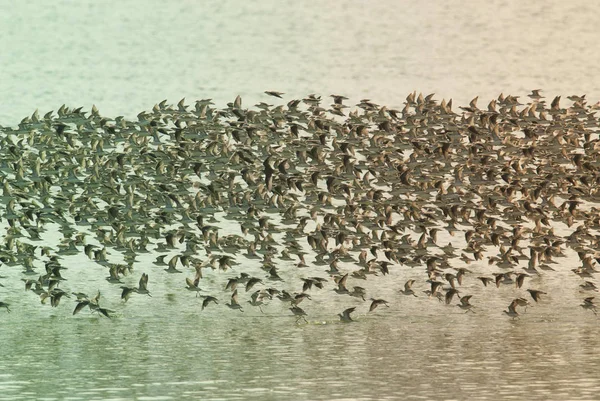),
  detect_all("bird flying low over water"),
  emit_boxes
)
[121,273,151,301]
[73,291,112,318]
[338,307,356,322]
[369,298,389,312]
[226,289,243,312]
[457,295,475,313]
[581,297,598,315]
[527,289,546,303]
[201,295,218,311]
[186,276,201,296]
[504,299,521,319]
[290,305,308,323]
[264,91,284,98]
[0,301,10,312]
[400,280,418,297]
